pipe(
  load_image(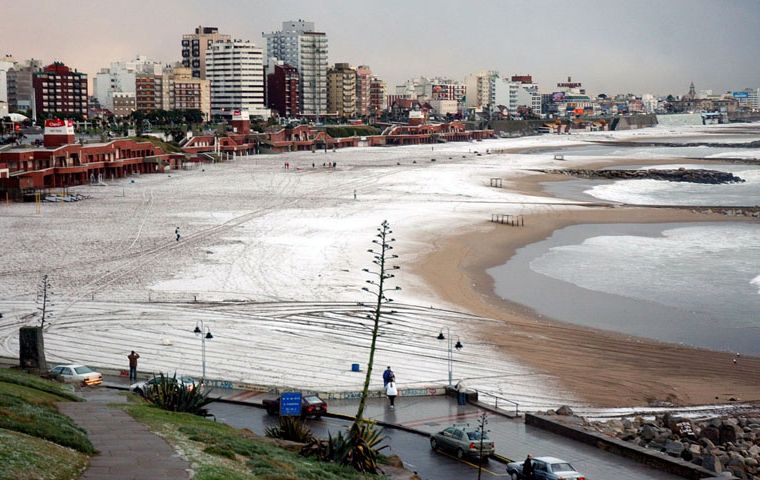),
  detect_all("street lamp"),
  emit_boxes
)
[437,327,462,388]
[193,320,213,382]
